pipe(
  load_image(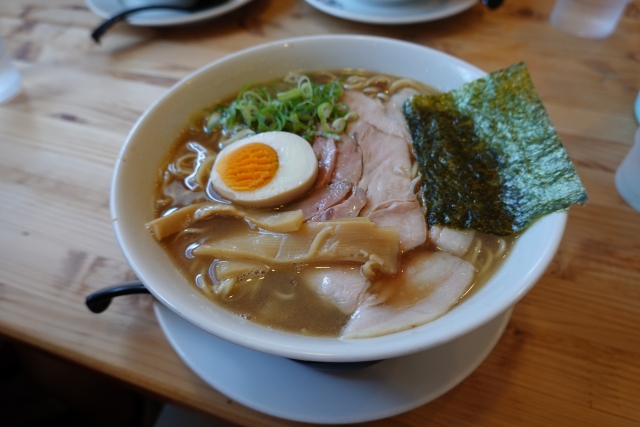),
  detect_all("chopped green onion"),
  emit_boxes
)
[208,75,357,142]
[277,88,302,101]
[299,76,313,99]
[317,102,333,120]
[205,112,221,132]
[345,111,359,122]
[219,128,255,149]
[331,118,346,133]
